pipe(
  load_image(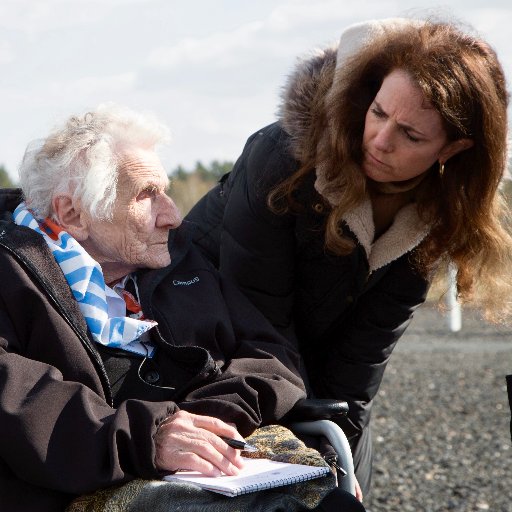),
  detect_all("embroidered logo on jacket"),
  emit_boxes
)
[173,276,200,286]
